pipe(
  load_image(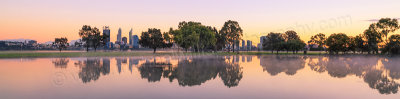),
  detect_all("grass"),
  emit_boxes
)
[0,51,331,58]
